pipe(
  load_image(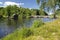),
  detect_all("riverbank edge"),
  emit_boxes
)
[1,19,60,40]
